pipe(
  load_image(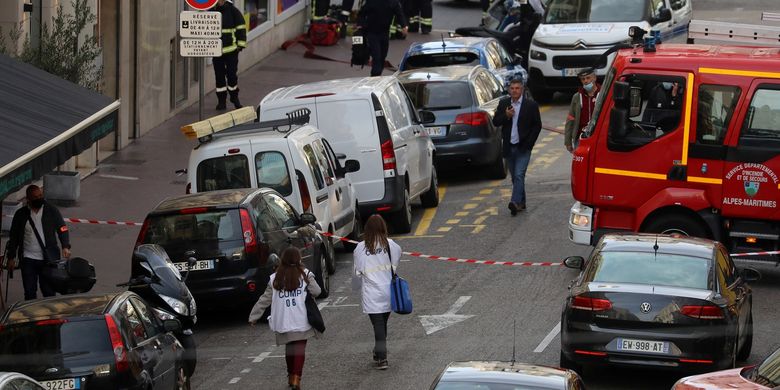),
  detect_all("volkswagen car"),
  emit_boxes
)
[560,233,759,372]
